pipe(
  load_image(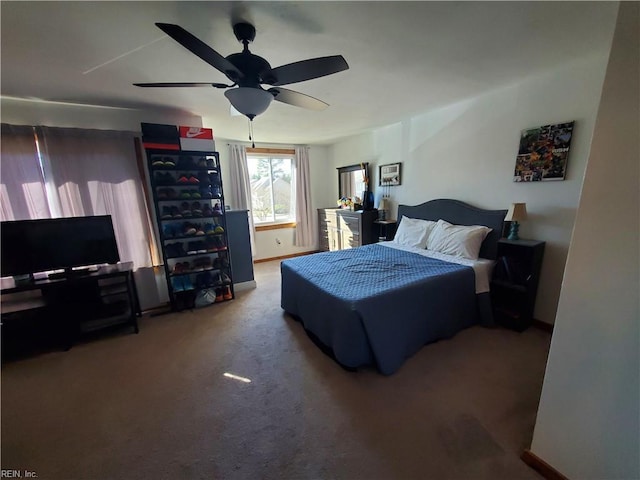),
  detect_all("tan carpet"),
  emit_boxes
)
[1,260,549,480]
